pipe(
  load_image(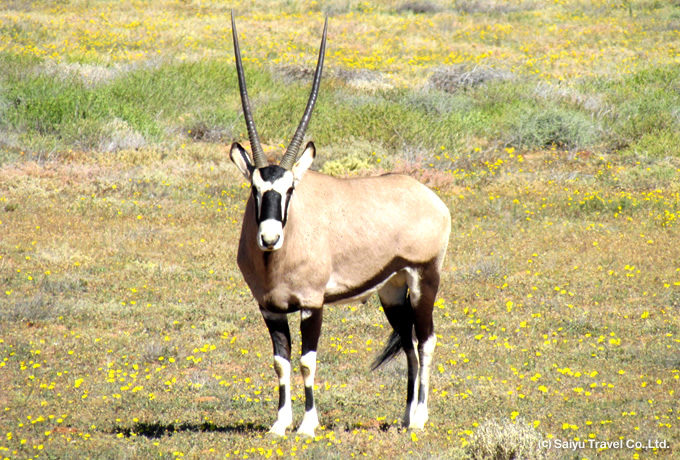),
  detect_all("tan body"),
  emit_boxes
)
[236,170,451,311]
[229,13,450,436]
